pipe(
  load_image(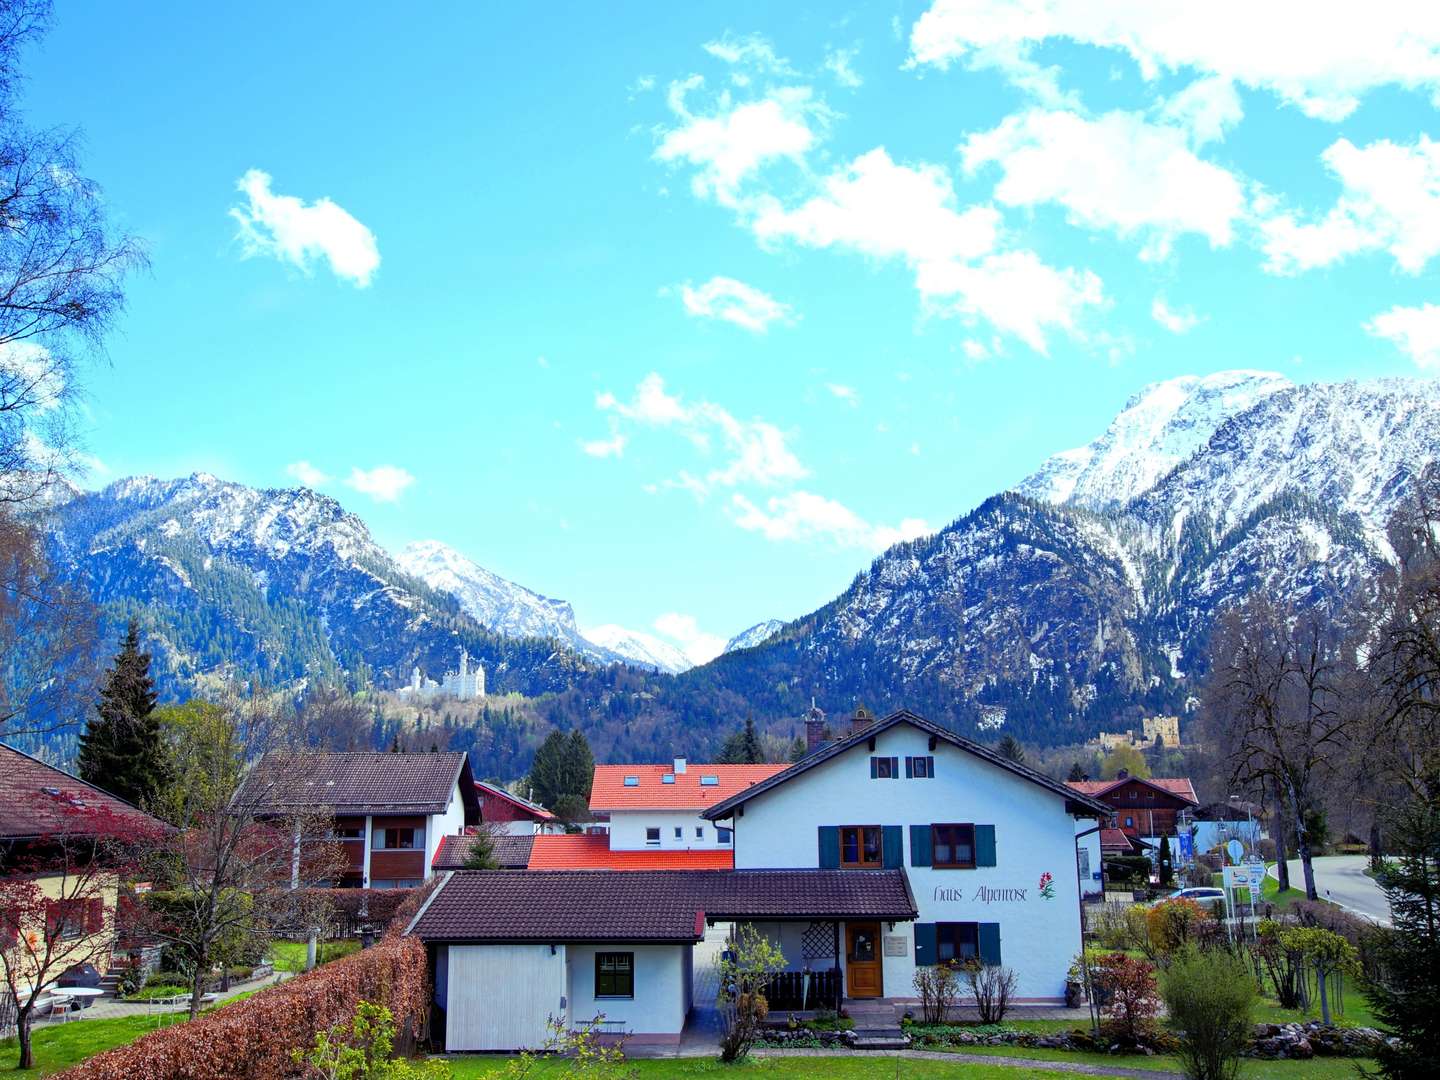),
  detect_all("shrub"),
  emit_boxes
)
[716,923,786,1062]
[54,932,427,1080]
[1160,948,1257,1080]
[1092,952,1161,1043]
[962,961,1018,1024]
[1146,898,1213,960]
[1105,855,1153,887]
[294,1000,447,1080]
[912,962,962,1024]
